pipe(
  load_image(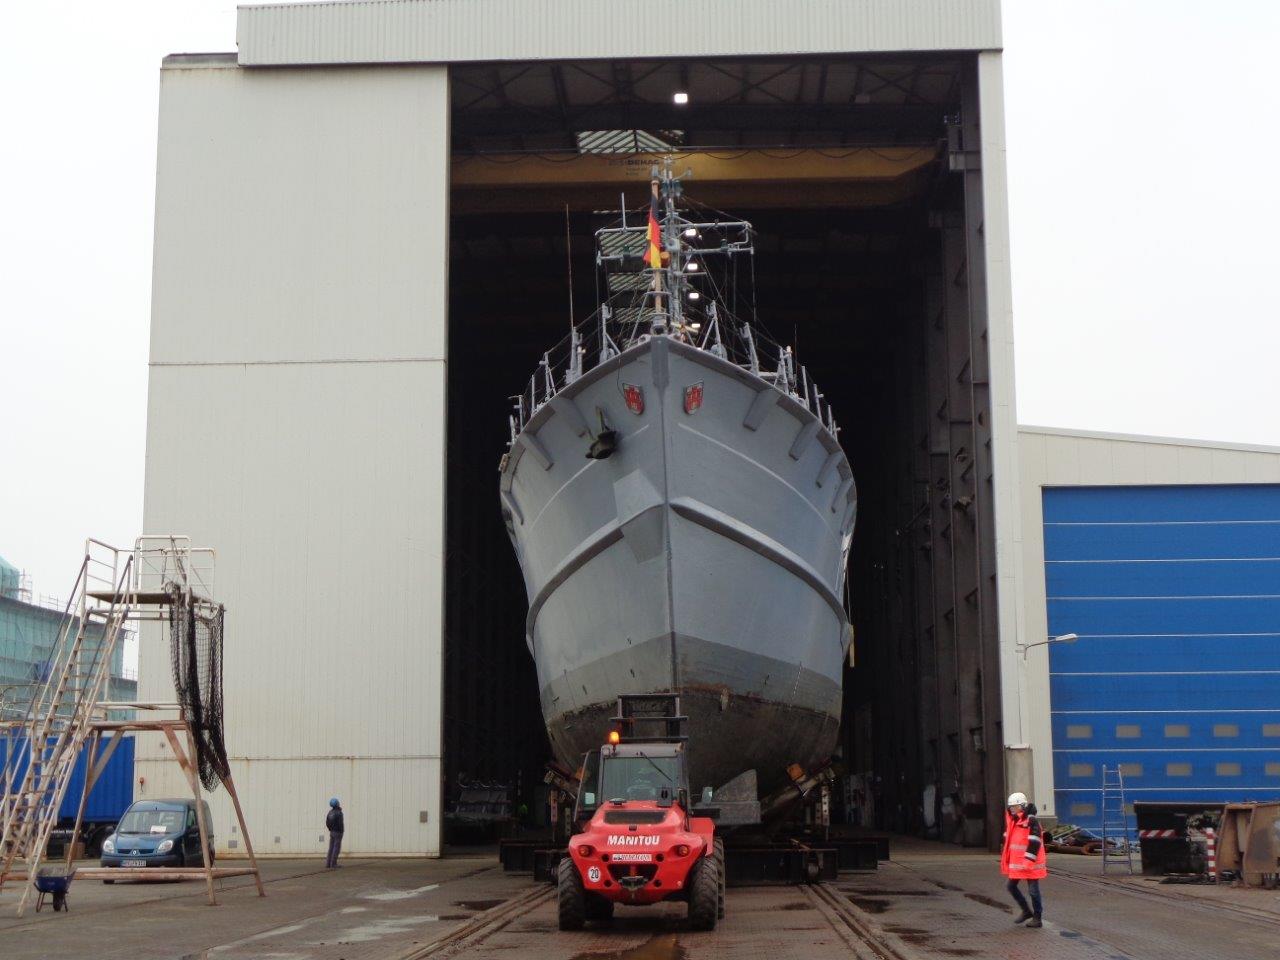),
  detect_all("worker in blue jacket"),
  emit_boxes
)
[325,797,345,868]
